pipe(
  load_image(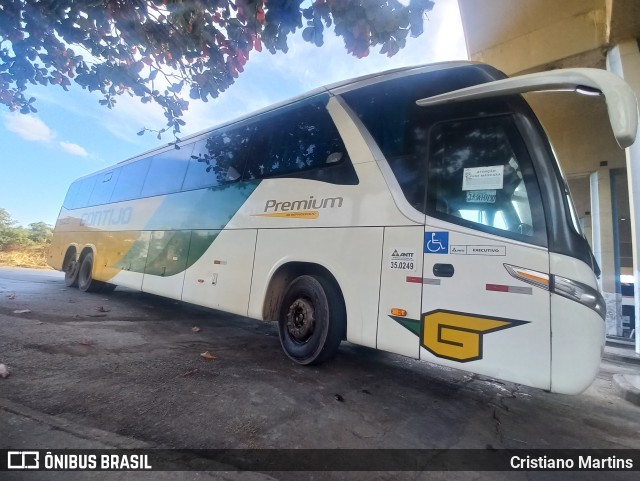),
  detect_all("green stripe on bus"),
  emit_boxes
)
[116,181,259,276]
